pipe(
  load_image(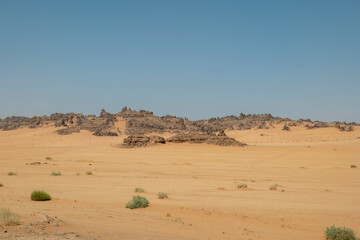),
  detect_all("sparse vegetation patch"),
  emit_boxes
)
[31,190,51,201]
[85,171,93,175]
[325,226,358,240]
[125,195,149,209]
[45,157,52,160]
[134,187,145,193]
[350,165,357,168]
[50,171,61,176]
[269,184,278,190]
[8,172,17,176]
[0,208,21,226]
[158,192,169,199]
[237,184,248,189]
